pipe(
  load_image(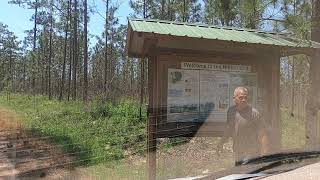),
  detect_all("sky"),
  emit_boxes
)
[0,0,284,47]
[0,0,133,45]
